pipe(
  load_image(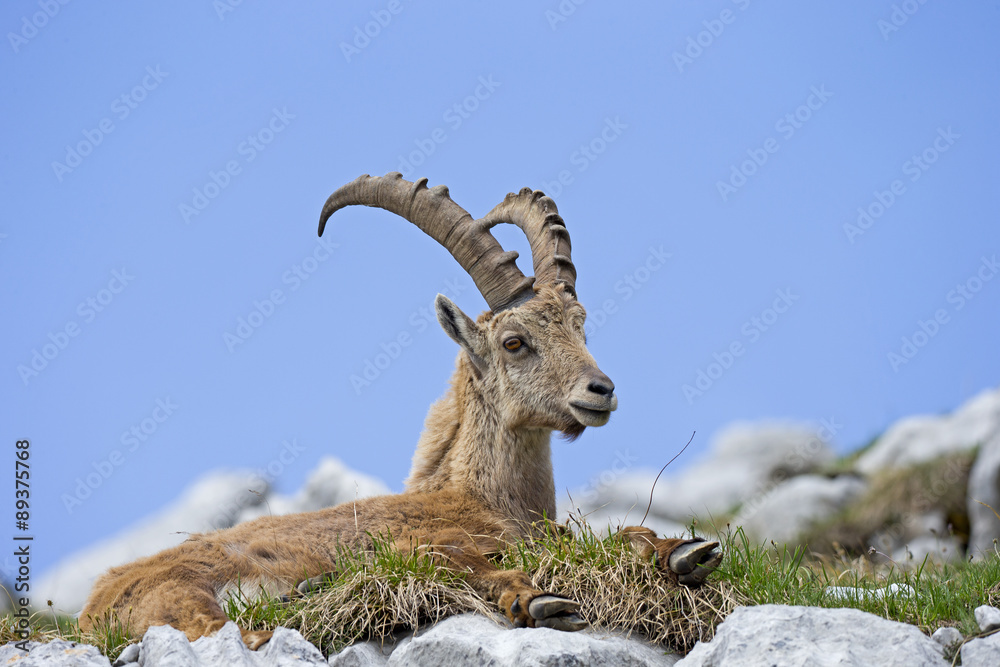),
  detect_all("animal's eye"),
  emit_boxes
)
[504,337,523,351]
